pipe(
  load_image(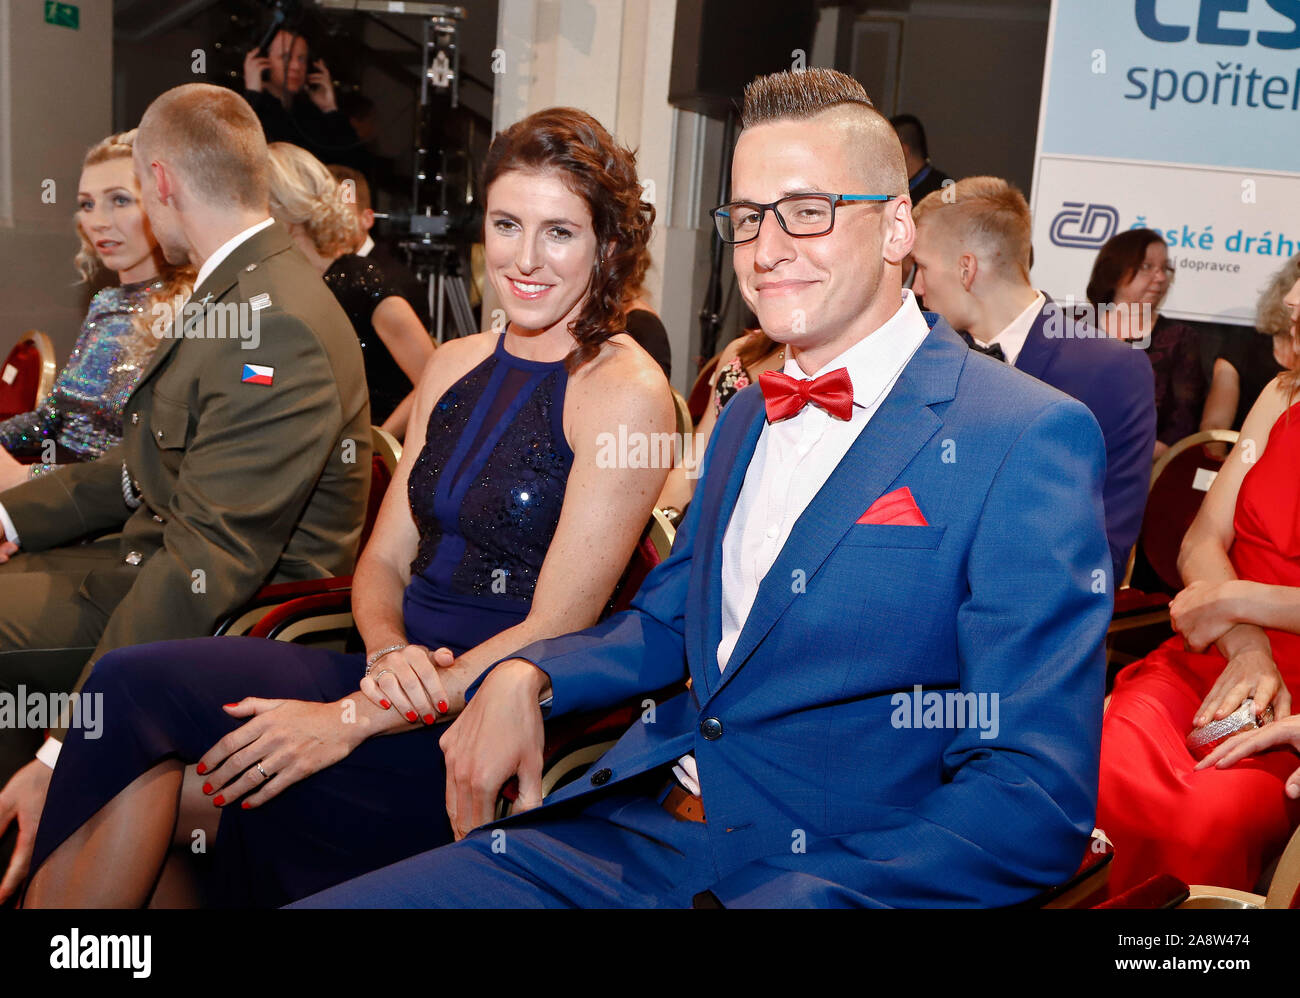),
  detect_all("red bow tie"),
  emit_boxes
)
[758,367,855,423]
